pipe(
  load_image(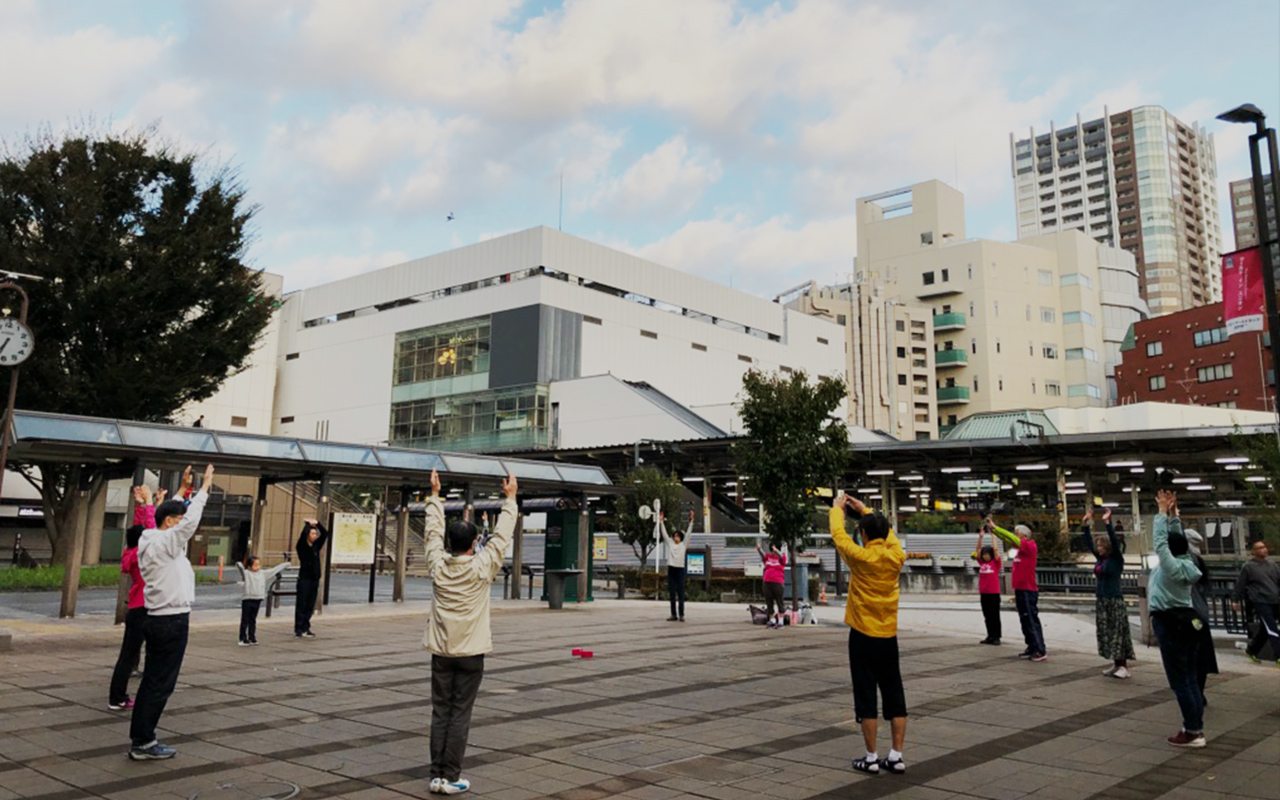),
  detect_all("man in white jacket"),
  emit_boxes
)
[423,469,518,795]
[129,463,213,761]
